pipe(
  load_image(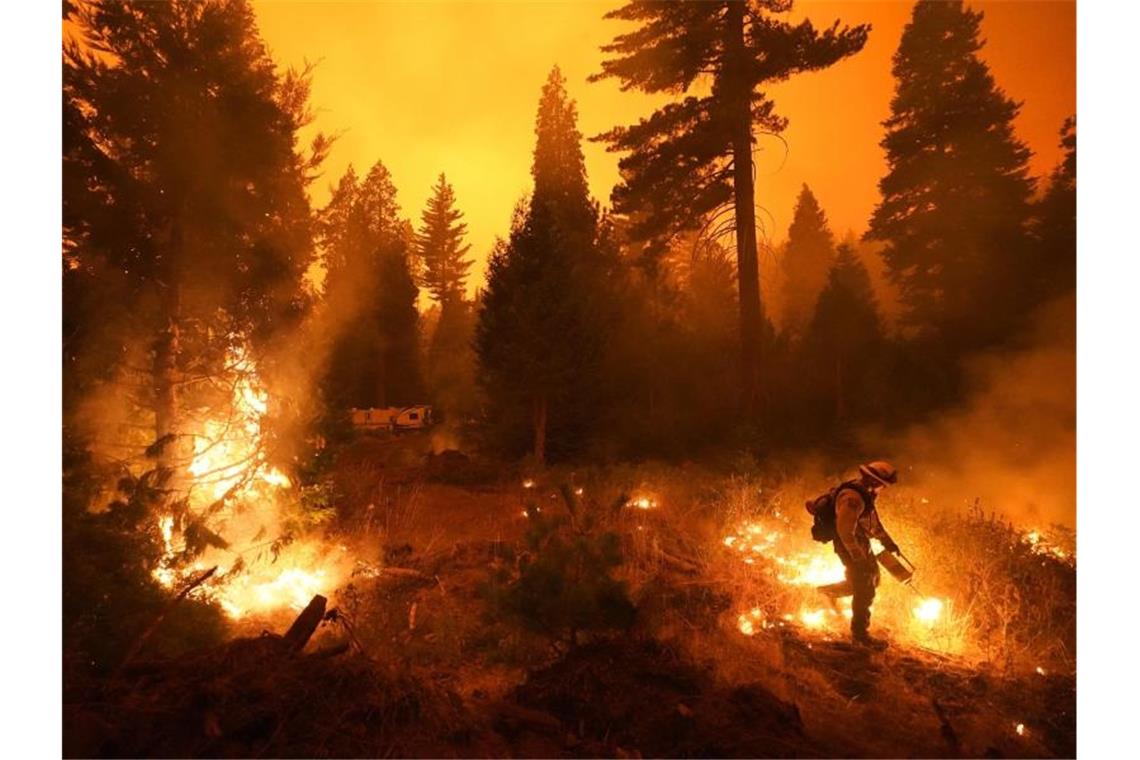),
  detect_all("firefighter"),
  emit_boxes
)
[833,460,901,649]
